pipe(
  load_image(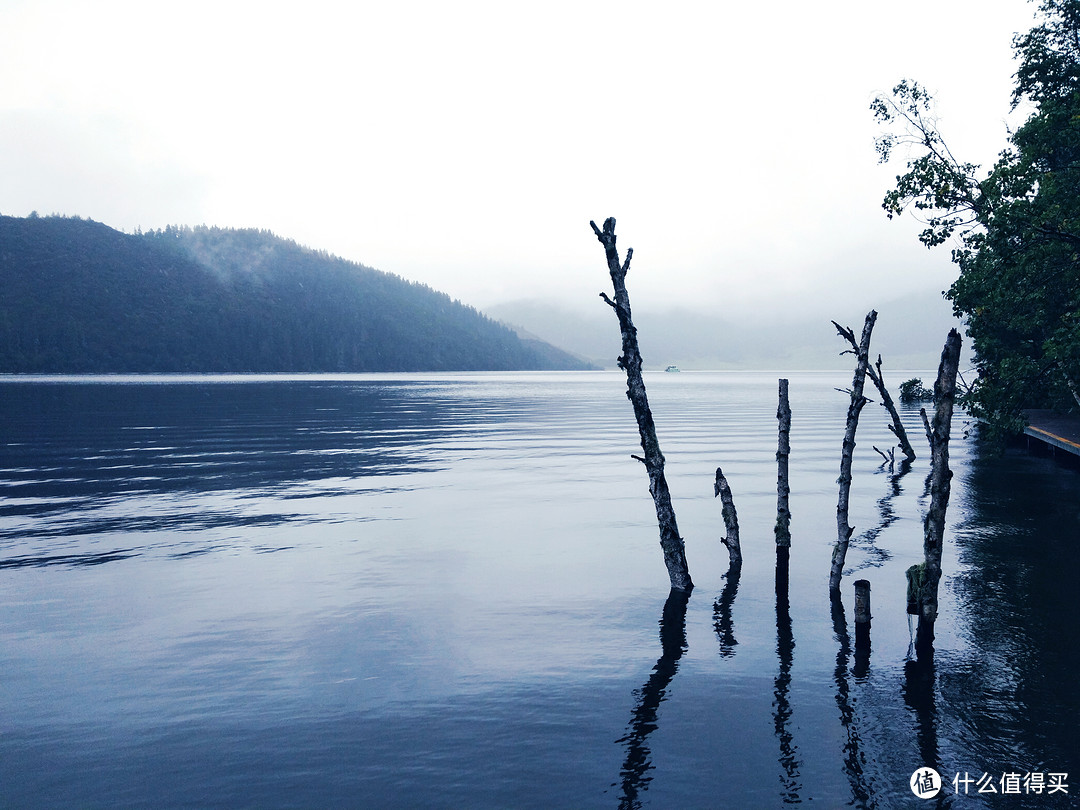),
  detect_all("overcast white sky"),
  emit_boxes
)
[0,0,1039,316]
